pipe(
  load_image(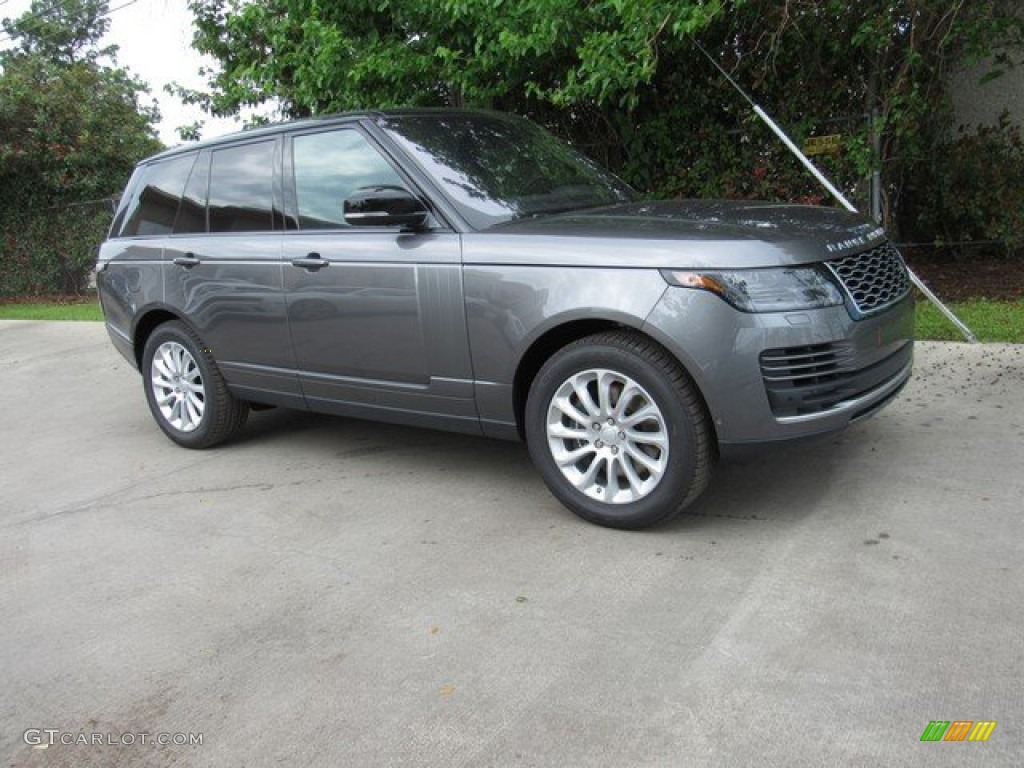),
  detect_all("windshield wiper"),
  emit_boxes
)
[516,201,622,220]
